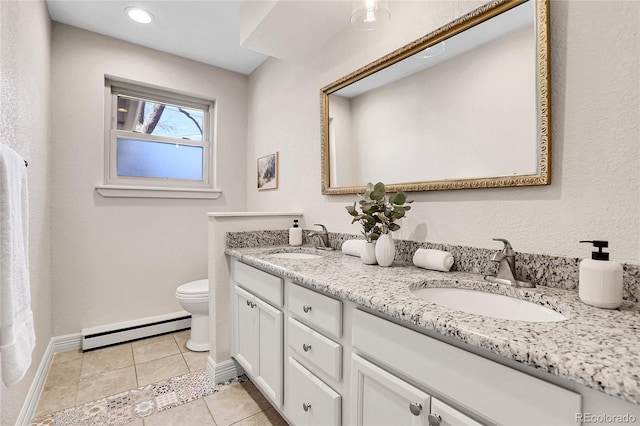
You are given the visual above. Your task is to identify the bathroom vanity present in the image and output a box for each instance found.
[227,246,640,425]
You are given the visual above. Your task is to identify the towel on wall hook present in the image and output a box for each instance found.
[0,144,35,385]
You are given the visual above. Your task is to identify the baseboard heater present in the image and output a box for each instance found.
[81,311,191,351]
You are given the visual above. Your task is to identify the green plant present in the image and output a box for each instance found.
[345,182,413,242]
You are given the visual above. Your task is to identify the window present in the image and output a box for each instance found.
[97,79,219,199]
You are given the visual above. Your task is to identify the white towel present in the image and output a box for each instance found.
[0,144,35,385]
[413,248,454,272]
[341,239,365,257]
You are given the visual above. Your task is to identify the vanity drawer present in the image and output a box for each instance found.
[288,317,342,382]
[286,357,341,426]
[288,283,342,338]
[352,309,581,425]
[232,260,283,308]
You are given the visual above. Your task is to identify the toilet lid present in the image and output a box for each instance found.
[176,279,208,296]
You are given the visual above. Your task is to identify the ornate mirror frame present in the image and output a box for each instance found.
[320,0,550,195]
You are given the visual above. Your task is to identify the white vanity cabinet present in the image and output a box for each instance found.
[286,283,344,424]
[352,309,581,425]
[231,261,284,407]
[229,258,639,426]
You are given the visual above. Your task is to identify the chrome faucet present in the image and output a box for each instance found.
[308,224,333,251]
[484,238,534,288]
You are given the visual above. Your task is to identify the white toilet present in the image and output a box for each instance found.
[175,279,209,351]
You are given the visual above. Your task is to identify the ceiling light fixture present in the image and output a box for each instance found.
[351,0,390,31]
[125,7,153,24]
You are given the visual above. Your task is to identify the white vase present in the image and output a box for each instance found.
[361,241,378,265]
[375,233,395,267]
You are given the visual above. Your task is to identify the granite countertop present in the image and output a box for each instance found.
[226,245,640,405]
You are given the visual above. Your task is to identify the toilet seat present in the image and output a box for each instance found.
[176,279,208,299]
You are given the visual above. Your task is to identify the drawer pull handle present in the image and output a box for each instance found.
[303,402,311,412]
[409,402,423,416]
[302,343,312,352]
[246,300,251,306]
[303,305,312,313]
[248,302,256,308]
[427,413,442,426]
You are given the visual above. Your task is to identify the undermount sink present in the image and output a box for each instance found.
[412,287,567,322]
[268,252,324,260]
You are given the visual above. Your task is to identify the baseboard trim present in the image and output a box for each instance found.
[53,333,83,353]
[82,311,191,351]
[16,333,81,425]
[206,356,244,384]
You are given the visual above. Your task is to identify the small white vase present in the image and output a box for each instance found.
[375,233,395,267]
[361,241,378,265]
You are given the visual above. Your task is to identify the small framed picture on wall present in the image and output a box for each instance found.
[257,152,279,190]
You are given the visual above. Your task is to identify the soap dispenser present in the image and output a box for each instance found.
[289,220,302,246]
[579,240,623,309]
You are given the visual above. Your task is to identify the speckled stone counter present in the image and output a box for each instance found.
[225,245,640,406]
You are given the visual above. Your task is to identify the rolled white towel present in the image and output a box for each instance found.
[342,239,365,257]
[413,248,454,272]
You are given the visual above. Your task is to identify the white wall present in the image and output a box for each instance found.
[247,0,640,263]
[0,1,52,423]
[50,24,249,335]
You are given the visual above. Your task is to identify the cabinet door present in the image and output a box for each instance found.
[431,399,481,426]
[351,354,431,426]
[233,286,259,376]
[255,296,283,407]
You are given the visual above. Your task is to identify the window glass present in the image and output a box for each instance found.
[116,138,204,180]
[104,79,215,194]
[117,96,204,141]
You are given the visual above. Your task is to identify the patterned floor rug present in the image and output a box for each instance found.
[31,371,246,426]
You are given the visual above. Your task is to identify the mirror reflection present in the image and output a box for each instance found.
[321,0,550,194]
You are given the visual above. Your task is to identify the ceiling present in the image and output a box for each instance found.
[45,0,353,75]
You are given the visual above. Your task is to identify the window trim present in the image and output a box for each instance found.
[99,78,220,199]
[95,184,221,199]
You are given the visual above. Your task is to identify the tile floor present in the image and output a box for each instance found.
[31,331,288,426]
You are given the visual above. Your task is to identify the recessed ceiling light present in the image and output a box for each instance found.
[126,7,153,24]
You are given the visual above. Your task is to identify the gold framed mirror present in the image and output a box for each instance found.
[321,0,550,195]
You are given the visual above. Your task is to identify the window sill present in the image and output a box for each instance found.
[95,185,222,199]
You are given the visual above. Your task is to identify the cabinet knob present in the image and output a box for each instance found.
[409,402,423,416]
[249,302,257,308]
[246,300,251,306]
[428,413,442,426]
[303,305,312,313]
[303,402,311,412]
[303,343,312,352]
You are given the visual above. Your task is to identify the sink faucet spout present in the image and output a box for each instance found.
[485,238,534,288]
[309,223,333,251]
